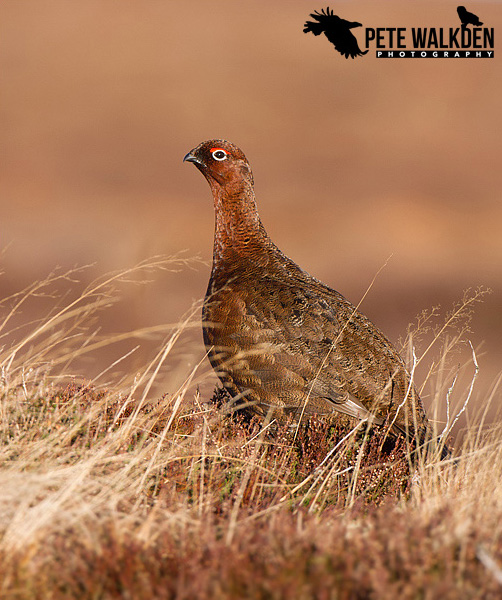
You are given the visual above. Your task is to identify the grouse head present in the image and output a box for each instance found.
[183,139,254,188]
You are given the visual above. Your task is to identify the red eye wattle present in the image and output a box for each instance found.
[211,148,228,161]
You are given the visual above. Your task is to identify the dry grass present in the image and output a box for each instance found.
[0,261,501,599]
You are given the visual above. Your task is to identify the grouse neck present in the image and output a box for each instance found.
[212,183,271,253]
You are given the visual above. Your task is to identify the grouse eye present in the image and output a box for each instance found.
[211,149,228,161]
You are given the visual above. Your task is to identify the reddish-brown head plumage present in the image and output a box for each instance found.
[185,140,264,261]
[183,139,253,189]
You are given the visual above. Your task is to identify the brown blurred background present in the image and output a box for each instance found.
[1,1,501,428]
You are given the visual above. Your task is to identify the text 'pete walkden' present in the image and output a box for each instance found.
[366,27,494,58]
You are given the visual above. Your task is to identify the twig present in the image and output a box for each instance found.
[477,545,502,586]
[441,341,479,441]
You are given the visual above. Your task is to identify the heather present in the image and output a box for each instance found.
[0,262,500,599]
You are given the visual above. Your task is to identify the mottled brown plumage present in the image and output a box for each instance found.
[184,139,434,449]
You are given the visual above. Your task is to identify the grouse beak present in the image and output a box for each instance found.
[183,151,205,168]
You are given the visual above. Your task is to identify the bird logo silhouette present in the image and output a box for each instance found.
[303,7,368,59]
[457,6,484,29]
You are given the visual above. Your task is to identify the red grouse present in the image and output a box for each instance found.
[184,140,442,454]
